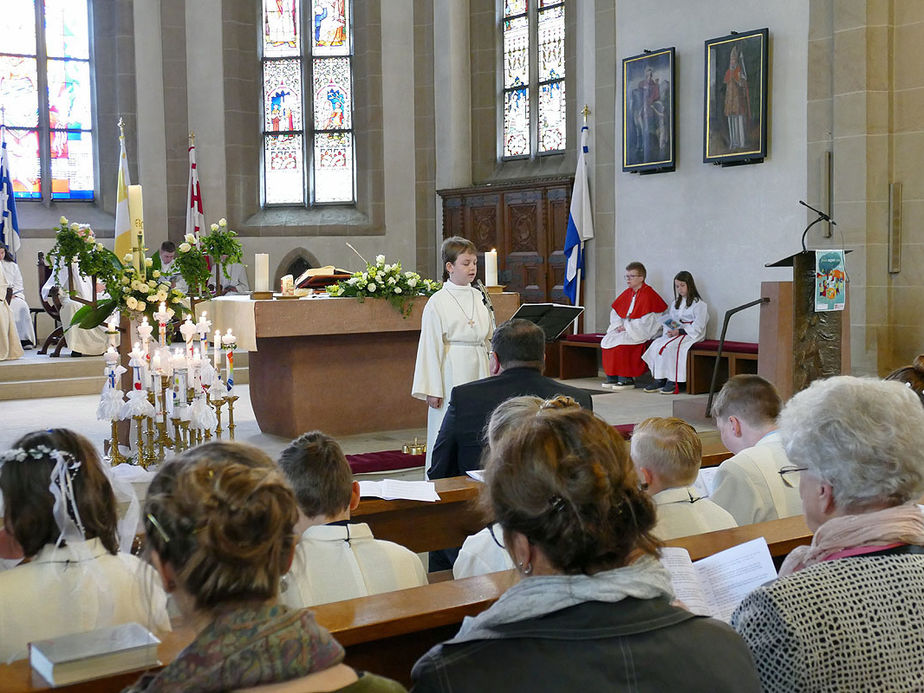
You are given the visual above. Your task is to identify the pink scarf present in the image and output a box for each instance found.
[780,504,924,576]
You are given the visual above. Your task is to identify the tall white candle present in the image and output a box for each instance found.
[128,184,145,278]
[485,249,498,286]
[214,330,221,369]
[255,253,270,292]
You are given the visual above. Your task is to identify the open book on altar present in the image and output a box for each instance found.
[295,266,353,289]
[659,537,777,623]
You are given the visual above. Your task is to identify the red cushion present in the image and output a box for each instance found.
[695,339,759,354]
[564,333,605,344]
[346,450,425,475]
[613,423,635,439]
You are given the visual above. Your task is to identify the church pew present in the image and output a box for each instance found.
[0,515,812,691]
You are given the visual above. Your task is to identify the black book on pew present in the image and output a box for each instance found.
[511,303,584,341]
[30,622,160,687]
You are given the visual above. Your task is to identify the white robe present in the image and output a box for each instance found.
[651,485,737,541]
[220,263,250,293]
[0,263,23,361]
[600,295,663,349]
[2,261,35,344]
[642,298,708,382]
[412,282,491,471]
[41,264,111,355]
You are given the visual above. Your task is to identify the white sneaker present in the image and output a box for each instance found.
[601,382,617,390]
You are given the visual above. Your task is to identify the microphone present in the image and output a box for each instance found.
[799,200,836,225]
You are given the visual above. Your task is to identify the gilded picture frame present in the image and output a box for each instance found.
[622,47,675,173]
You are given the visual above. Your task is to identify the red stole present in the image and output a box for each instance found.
[611,284,668,319]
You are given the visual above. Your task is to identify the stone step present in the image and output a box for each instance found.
[0,355,250,401]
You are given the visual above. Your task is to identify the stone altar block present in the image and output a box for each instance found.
[198,294,520,438]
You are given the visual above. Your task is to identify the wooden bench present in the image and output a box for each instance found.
[687,339,759,394]
[0,515,810,691]
[558,333,605,379]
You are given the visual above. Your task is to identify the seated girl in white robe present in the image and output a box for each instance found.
[41,263,110,356]
[0,243,34,346]
[0,258,23,361]
[642,271,708,394]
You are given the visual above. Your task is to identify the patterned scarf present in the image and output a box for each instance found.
[780,504,924,576]
[125,603,344,693]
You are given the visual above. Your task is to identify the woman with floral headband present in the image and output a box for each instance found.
[0,429,170,663]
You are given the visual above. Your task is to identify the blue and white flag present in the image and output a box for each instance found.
[563,125,594,305]
[0,127,21,254]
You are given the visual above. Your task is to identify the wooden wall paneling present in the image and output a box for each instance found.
[546,184,571,302]
[504,189,546,302]
[464,193,502,284]
[442,196,464,238]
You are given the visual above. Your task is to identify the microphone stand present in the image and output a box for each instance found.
[475,279,497,336]
[799,200,837,252]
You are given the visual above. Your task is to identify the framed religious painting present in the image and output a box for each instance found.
[622,47,675,173]
[703,28,769,165]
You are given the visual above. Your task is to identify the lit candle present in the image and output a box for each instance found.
[196,311,211,361]
[255,253,270,293]
[154,301,170,346]
[221,329,236,392]
[179,316,197,358]
[106,315,119,348]
[129,342,145,392]
[485,249,498,287]
[104,347,119,389]
[128,184,145,279]
[214,330,221,370]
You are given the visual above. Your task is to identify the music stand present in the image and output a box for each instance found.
[511,303,584,342]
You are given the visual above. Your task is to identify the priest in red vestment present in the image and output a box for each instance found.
[600,262,667,390]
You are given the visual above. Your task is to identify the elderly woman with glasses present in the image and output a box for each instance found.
[732,376,924,692]
[413,405,760,691]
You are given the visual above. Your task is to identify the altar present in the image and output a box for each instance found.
[197,293,520,438]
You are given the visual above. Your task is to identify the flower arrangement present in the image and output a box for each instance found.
[48,217,189,329]
[200,218,243,284]
[326,254,441,317]
[173,233,211,297]
[47,217,121,289]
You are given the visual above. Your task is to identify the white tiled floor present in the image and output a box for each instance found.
[0,374,715,456]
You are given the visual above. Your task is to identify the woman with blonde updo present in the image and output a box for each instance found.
[413,407,760,691]
[125,442,405,693]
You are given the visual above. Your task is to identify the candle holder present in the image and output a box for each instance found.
[179,420,191,450]
[133,416,148,468]
[109,420,127,466]
[224,394,239,440]
[212,395,226,439]
[251,290,273,301]
[171,417,183,452]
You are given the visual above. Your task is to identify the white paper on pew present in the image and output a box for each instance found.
[358,479,440,502]
[692,467,719,498]
[660,537,777,624]
[467,470,485,482]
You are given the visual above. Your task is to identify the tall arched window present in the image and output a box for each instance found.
[501,0,565,159]
[0,0,95,201]
[261,0,355,206]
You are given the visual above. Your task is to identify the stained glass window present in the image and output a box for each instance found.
[500,0,566,158]
[261,0,355,206]
[1,0,95,200]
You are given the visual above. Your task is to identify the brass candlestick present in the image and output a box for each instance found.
[171,417,183,452]
[180,420,191,450]
[109,420,127,465]
[133,416,148,468]
[224,395,239,440]
[145,414,157,466]
[212,395,226,438]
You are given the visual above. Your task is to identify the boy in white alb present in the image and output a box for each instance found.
[277,431,427,608]
[709,375,802,525]
[631,417,737,540]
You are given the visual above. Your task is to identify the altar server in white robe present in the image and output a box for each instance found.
[642,271,708,395]
[0,259,23,361]
[41,263,110,356]
[0,244,35,346]
[413,237,492,471]
[631,416,736,541]
[218,261,250,294]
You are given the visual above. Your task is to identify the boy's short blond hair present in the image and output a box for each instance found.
[630,417,702,486]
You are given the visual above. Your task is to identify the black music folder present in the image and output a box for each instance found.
[510,303,584,341]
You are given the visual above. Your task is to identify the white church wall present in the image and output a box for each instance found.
[612,0,809,342]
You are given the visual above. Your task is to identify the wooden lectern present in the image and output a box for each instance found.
[758,251,850,401]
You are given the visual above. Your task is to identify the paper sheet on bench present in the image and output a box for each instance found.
[467,470,485,482]
[358,479,440,502]
[660,537,777,623]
